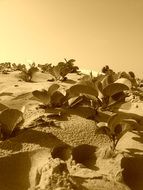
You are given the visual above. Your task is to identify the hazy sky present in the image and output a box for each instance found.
[0,0,143,76]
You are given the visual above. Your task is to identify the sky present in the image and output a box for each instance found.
[0,0,143,77]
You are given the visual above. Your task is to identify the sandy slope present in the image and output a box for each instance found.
[0,71,142,190]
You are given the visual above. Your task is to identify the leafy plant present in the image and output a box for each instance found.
[32,83,66,107]
[48,59,78,81]
[38,63,52,73]
[19,63,39,82]
[0,108,24,140]
[97,113,138,150]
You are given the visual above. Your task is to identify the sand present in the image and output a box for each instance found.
[0,71,142,190]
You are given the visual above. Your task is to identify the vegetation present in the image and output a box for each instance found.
[19,62,39,82]
[0,62,142,155]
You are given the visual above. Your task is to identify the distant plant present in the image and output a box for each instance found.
[13,63,26,71]
[47,59,79,81]
[19,63,39,82]
[117,71,138,88]
[38,63,53,73]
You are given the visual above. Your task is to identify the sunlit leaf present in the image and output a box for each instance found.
[115,78,132,89]
[102,82,129,97]
[68,84,98,98]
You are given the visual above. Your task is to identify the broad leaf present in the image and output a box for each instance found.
[47,83,60,95]
[0,103,8,112]
[67,84,98,98]
[102,82,129,97]
[68,96,84,108]
[50,91,65,107]
[32,90,50,105]
[32,84,60,106]
[0,108,24,137]
[107,113,135,135]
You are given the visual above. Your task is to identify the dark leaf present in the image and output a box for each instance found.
[0,109,24,137]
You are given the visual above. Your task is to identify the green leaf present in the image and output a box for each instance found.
[0,108,24,137]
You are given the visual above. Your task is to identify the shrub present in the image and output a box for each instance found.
[19,64,39,82]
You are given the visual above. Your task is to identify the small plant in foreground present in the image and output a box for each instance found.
[0,108,24,140]
[97,113,138,151]
[32,83,66,107]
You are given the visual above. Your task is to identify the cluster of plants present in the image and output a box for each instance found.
[0,59,79,82]
[38,59,79,81]
[19,62,39,82]
[0,64,142,155]
[30,65,142,151]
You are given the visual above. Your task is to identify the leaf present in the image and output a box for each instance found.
[102,82,129,97]
[96,122,110,135]
[32,84,60,106]
[0,103,8,112]
[12,92,32,100]
[107,113,135,136]
[32,90,50,105]
[101,75,115,92]
[0,108,24,137]
[50,66,61,80]
[68,96,84,108]
[47,83,60,95]
[115,78,132,89]
[68,84,98,98]
[50,91,65,107]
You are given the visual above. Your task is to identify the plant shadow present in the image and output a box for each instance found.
[0,130,66,152]
[132,131,143,144]
[121,153,143,190]
[0,151,31,190]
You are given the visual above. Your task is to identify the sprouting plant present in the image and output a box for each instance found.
[97,113,139,150]
[32,83,66,107]
[19,63,39,82]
